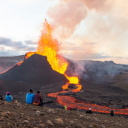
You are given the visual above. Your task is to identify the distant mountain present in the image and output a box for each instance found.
[75,60,128,82]
[0,55,24,74]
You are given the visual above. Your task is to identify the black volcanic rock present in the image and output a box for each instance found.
[0,54,68,85]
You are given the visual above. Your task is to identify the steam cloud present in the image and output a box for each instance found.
[48,0,111,38]
[48,0,87,38]
[66,59,128,83]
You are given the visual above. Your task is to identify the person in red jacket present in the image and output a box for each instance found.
[33,91,43,106]
[67,106,70,110]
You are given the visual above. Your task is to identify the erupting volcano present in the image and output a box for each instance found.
[36,19,81,88]
[0,19,128,116]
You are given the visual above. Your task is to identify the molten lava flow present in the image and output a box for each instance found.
[65,75,79,84]
[57,96,128,115]
[62,74,82,92]
[25,52,36,59]
[17,61,23,66]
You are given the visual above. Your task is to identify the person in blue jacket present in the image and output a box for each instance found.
[26,89,34,104]
[5,92,13,102]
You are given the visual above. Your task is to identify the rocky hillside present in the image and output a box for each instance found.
[0,101,127,128]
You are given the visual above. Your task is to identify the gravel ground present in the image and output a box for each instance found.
[0,101,128,128]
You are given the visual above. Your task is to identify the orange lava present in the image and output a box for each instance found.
[37,19,68,74]
[48,89,128,115]
[16,52,36,66]
[65,74,79,84]
[57,96,128,115]
[63,75,82,92]
[17,61,23,66]
[25,52,36,59]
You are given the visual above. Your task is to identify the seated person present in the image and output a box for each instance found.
[26,89,34,104]
[33,91,43,106]
[67,106,71,110]
[86,108,92,114]
[5,92,13,102]
[0,95,3,100]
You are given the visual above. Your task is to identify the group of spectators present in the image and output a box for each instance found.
[0,89,43,106]
[26,89,43,106]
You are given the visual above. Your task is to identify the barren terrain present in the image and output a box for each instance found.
[0,101,128,128]
[0,55,128,127]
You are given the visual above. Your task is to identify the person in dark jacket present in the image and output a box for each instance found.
[33,91,43,106]
[0,95,3,100]
[5,92,13,102]
[26,89,34,104]
[86,108,92,114]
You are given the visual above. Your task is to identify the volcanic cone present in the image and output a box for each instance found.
[0,54,68,85]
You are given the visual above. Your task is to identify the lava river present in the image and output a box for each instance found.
[47,86,128,115]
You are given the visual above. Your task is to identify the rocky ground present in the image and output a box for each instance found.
[0,101,128,128]
[0,56,128,127]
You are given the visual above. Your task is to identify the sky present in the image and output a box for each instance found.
[0,0,128,64]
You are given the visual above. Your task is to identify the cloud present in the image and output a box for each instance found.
[61,41,98,59]
[0,50,19,56]
[0,37,36,56]
[25,40,37,45]
[61,40,128,65]
[0,37,25,48]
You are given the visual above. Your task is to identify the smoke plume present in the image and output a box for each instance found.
[48,0,111,39]
[48,0,87,38]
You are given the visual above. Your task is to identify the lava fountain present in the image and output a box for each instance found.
[37,19,68,74]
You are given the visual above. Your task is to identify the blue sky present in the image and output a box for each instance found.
[0,0,128,64]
